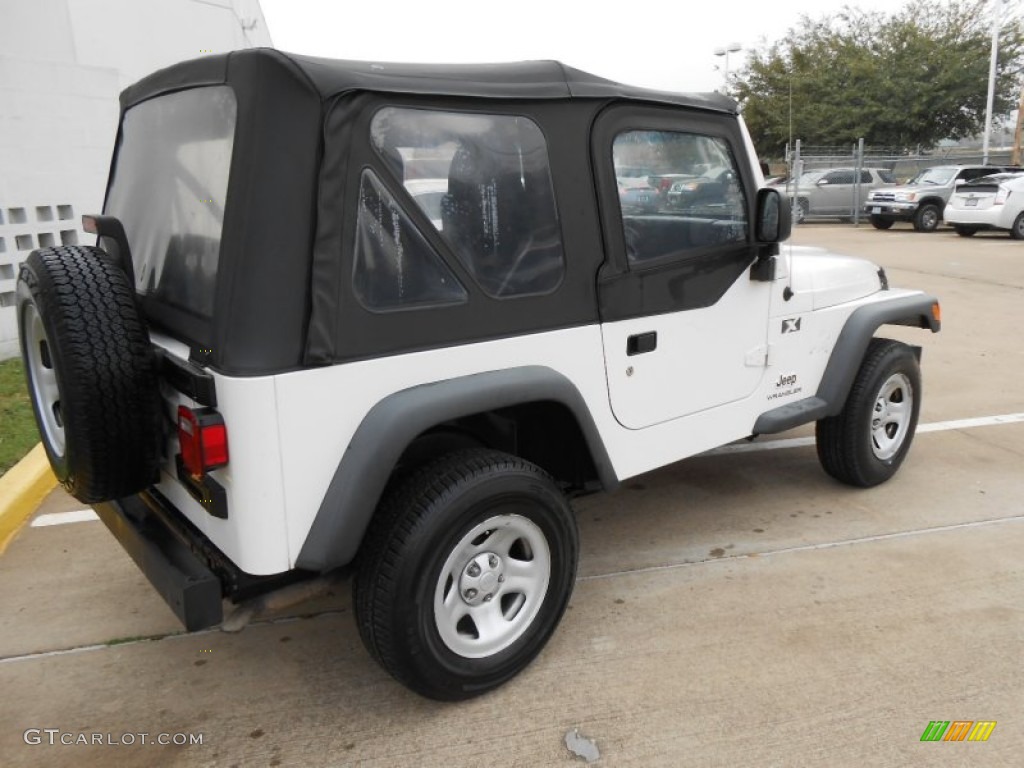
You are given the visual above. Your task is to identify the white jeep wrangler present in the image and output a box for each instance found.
[17,49,940,700]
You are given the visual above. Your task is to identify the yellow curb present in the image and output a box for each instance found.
[0,443,57,554]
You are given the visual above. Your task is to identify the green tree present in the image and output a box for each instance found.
[732,0,1024,154]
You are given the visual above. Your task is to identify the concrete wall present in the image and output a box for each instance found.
[0,0,272,358]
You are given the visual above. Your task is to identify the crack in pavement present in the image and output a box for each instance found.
[577,514,1024,582]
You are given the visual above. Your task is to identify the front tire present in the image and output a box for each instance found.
[354,449,578,700]
[869,215,894,230]
[912,203,940,232]
[815,339,921,488]
[793,198,809,223]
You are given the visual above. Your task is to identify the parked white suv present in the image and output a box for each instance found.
[17,49,941,701]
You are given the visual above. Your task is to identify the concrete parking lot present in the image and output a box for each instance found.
[1,223,1022,767]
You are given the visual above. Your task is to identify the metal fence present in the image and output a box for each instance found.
[772,139,1015,225]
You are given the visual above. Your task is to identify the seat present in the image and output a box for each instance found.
[441,137,562,297]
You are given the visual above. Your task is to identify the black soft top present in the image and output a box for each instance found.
[120,47,736,113]
[109,49,739,375]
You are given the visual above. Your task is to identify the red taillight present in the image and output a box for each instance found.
[177,405,228,477]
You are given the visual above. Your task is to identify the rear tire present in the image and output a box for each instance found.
[912,203,940,232]
[16,246,161,503]
[354,449,578,700]
[816,339,921,488]
[1010,212,1024,240]
[869,216,893,230]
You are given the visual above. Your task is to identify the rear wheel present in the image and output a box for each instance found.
[16,246,160,502]
[953,226,978,237]
[354,449,578,700]
[816,339,921,488]
[912,203,940,232]
[869,216,894,230]
[1010,212,1024,240]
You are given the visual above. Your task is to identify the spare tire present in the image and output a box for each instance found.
[17,245,161,503]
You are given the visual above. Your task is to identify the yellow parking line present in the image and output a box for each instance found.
[0,444,56,554]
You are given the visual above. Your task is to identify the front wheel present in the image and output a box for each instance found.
[793,198,809,223]
[354,449,578,700]
[912,203,940,232]
[869,215,894,230]
[816,339,921,487]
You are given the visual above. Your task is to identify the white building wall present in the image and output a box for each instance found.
[0,0,272,358]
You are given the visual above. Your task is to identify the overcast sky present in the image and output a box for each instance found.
[260,0,914,93]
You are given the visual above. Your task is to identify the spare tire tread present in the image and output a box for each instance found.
[18,245,161,502]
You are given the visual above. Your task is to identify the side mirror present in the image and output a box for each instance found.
[817,178,829,186]
[954,178,965,187]
[756,187,791,243]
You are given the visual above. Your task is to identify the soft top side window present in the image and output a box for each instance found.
[351,169,468,312]
[370,107,565,298]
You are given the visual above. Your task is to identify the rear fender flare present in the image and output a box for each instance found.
[295,366,616,572]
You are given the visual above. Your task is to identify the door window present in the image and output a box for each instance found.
[611,130,747,264]
[824,170,855,185]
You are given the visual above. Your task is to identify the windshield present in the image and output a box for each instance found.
[797,171,824,184]
[908,168,956,186]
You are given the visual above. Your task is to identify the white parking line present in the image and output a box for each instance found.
[30,509,99,527]
[25,412,1024,528]
[706,411,1024,456]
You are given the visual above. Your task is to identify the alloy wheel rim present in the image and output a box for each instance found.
[870,372,913,460]
[23,303,65,456]
[434,512,551,659]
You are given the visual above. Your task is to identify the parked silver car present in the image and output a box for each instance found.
[784,167,896,222]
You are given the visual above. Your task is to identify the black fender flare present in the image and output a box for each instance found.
[296,366,617,571]
[753,293,940,435]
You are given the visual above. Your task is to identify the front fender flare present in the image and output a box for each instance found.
[753,293,940,435]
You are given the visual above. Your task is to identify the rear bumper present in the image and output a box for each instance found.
[94,493,223,631]
[944,208,1011,228]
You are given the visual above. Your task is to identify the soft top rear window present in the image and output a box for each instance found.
[105,85,236,320]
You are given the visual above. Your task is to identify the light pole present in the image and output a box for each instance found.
[713,42,742,92]
[982,0,1013,164]
[983,0,1000,164]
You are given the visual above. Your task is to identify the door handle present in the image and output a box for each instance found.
[627,332,657,356]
